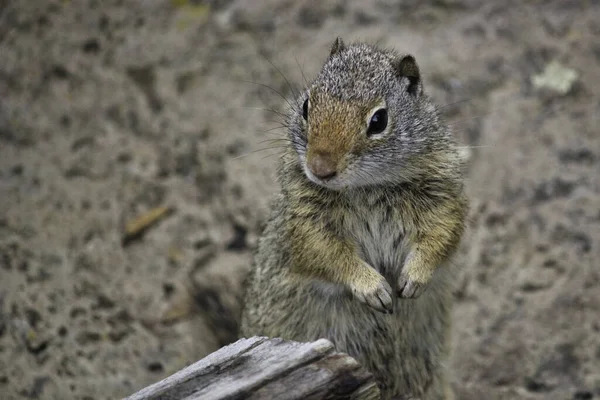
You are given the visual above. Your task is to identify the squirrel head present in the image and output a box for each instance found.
[289,38,452,190]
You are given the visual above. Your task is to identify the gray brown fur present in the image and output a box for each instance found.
[240,38,469,400]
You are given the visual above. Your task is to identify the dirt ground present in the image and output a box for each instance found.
[1,0,599,399]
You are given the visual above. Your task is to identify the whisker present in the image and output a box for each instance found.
[233,106,288,120]
[256,131,289,139]
[260,125,289,132]
[294,53,309,88]
[258,50,300,107]
[241,79,295,111]
[262,120,291,129]
[455,145,494,149]
[257,138,292,145]
[261,151,287,161]
[231,145,288,161]
[447,111,495,127]
[438,98,473,110]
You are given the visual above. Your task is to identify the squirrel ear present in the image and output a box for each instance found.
[329,37,346,57]
[393,55,422,96]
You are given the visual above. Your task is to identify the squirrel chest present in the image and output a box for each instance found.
[337,192,410,278]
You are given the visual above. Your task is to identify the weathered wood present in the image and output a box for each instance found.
[124,336,381,400]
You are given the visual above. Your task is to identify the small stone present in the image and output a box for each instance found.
[147,361,164,373]
[573,390,593,400]
[108,329,130,343]
[51,65,69,79]
[75,331,102,345]
[354,10,378,25]
[532,61,579,94]
[93,293,115,310]
[297,3,327,28]
[25,308,42,328]
[57,326,68,337]
[518,267,554,292]
[10,164,23,175]
[116,151,132,163]
[28,376,50,398]
[226,223,248,251]
[524,376,551,393]
[82,38,100,53]
[162,282,175,298]
[24,330,50,354]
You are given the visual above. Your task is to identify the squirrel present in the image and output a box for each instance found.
[240,38,469,400]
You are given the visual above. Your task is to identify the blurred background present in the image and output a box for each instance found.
[0,0,599,399]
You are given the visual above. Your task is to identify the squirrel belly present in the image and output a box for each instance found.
[240,38,468,400]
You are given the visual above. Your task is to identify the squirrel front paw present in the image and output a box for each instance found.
[349,265,393,313]
[397,271,428,298]
[397,253,433,299]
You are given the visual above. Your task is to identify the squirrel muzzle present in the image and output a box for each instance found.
[307,151,337,180]
[304,93,363,182]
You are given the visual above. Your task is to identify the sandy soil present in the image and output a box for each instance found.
[1,0,599,399]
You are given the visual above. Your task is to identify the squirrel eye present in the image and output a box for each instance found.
[302,99,308,121]
[367,108,388,136]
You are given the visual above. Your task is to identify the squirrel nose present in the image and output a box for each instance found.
[308,153,337,180]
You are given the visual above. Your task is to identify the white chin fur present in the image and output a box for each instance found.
[302,164,347,190]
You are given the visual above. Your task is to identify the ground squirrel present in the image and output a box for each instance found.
[240,38,469,400]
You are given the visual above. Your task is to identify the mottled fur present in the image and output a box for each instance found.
[240,39,468,400]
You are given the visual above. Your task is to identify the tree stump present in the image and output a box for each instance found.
[124,336,381,400]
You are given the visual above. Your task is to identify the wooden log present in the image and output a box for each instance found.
[124,336,381,400]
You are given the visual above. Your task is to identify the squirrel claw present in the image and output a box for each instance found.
[352,279,393,314]
[397,274,427,299]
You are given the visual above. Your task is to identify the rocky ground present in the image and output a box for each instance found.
[1,0,599,399]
